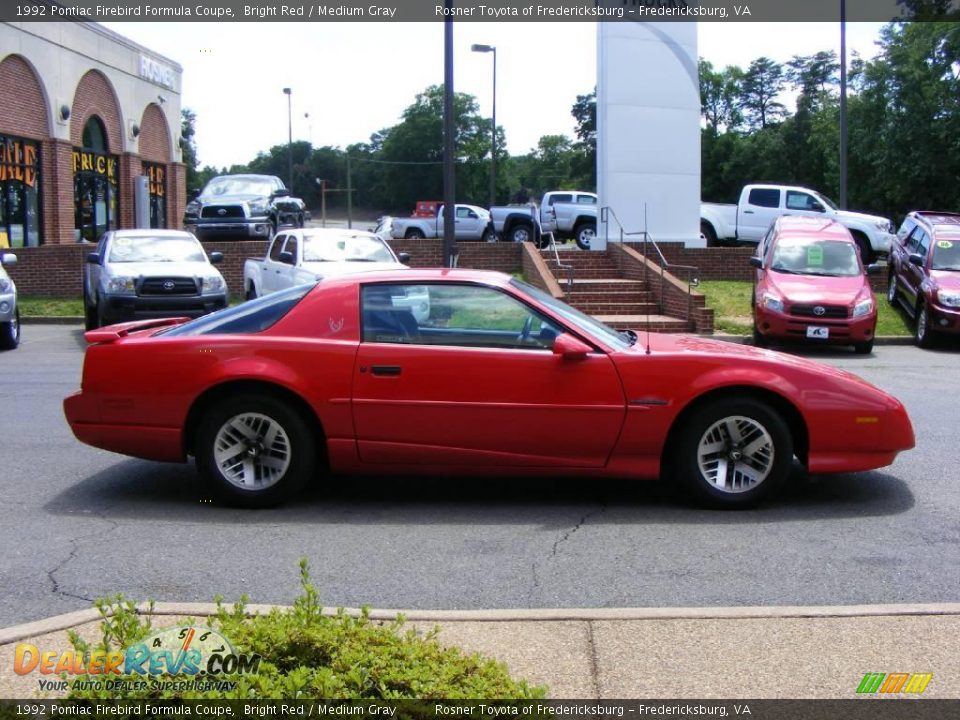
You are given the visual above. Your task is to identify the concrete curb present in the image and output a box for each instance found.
[4,602,960,647]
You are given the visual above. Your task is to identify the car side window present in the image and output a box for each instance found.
[549,194,573,205]
[361,283,562,351]
[576,195,597,205]
[747,188,780,208]
[915,229,930,257]
[785,191,819,211]
[897,218,915,243]
[282,235,298,264]
[269,235,287,261]
[759,227,775,261]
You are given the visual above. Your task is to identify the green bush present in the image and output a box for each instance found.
[66,560,545,700]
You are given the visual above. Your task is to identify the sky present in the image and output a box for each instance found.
[102,21,888,171]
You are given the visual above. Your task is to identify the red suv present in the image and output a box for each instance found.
[751,216,880,354]
[888,211,960,348]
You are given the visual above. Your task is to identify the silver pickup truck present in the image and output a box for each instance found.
[490,190,597,249]
[0,252,19,350]
[83,229,228,330]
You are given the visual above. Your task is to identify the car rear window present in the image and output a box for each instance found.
[748,188,780,208]
[159,284,312,336]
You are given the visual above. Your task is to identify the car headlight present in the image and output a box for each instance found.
[201,276,225,294]
[852,297,874,317]
[0,278,10,293]
[106,276,136,294]
[937,289,960,308]
[185,201,200,216]
[248,199,269,215]
[875,219,894,233]
[762,293,784,313]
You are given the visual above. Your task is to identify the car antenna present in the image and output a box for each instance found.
[644,202,651,355]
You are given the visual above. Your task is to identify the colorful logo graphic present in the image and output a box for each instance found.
[856,672,933,695]
[14,625,261,693]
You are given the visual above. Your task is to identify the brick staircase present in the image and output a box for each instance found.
[543,249,690,332]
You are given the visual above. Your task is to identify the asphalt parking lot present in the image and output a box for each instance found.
[1,325,958,628]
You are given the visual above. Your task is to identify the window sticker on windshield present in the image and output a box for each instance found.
[806,246,824,265]
[114,237,130,246]
[936,240,953,249]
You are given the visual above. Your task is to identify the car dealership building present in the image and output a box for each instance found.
[0,21,186,248]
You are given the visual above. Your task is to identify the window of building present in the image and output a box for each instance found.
[74,116,119,243]
[0,135,43,247]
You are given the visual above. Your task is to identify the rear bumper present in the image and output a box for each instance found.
[99,294,227,325]
[64,391,185,462]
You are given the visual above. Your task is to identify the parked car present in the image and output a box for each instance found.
[183,174,307,240]
[887,211,960,348]
[64,269,914,509]
[390,203,495,241]
[83,229,228,330]
[750,216,881,354]
[490,190,597,249]
[701,184,896,263]
[371,216,394,242]
[242,228,425,319]
[0,252,19,350]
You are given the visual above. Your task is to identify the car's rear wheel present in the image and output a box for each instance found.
[510,224,533,244]
[886,273,899,306]
[700,221,718,247]
[914,299,936,349]
[196,393,314,508]
[405,228,425,240]
[246,285,257,301]
[574,222,595,251]
[674,399,792,508]
[0,307,20,350]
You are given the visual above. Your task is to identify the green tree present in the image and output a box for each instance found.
[739,57,788,130]
[180,108,201,191]
[570,88,596,189]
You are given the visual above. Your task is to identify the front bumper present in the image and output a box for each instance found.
[874,232,896,254]
[755,305,877,345]
[99,293,227,325]
[185,217,272,238]
[0,291,15,322]
[928,300,960,334]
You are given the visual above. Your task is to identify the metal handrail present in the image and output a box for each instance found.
[600,205,700,323]
[533,208,574,298]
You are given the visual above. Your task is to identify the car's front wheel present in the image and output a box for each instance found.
[195,393,315,507]
[853,339,874,355]
[674,399,792,508]
[84,295,99,331]
[0,307,20,350]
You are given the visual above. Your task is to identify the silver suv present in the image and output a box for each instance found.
[0,252,19,350]
[83,229,228,330]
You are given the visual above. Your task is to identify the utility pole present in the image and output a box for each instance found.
[442,2,457,267]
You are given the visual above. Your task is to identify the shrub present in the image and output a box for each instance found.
[66,560,545,700]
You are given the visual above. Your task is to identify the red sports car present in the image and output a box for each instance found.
[63,270,914,509]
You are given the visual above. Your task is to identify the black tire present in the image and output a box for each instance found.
[914,299,936,349]
[886,272,899,306]
[853,339,874,355]
[245,285,258,301]
[405,228,425,240]
[96,303,110,329]
[673,398,793,509]
[574,222,595,251]
[751,325,768,347]
[853,233,875,265]
[482,226,498,243]
[269,218,278,239]
[296,213,305,228]
[195,393,315,508]
[84,296,99,331]
[509,224,533,244]
[700,221,718,247]
[0,307,20,350]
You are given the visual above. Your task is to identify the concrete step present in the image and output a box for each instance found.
[572,301,661,315]
[596,315,691,332]
[567,291,655,303]
[569,278,645,292]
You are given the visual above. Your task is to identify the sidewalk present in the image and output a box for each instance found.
[2,603,958,699]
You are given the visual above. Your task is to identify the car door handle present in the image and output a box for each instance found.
[370,365,402,377]
[743,210,755,214]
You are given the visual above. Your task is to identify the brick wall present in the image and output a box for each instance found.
[0,55,48,139]
[388,239,523,272]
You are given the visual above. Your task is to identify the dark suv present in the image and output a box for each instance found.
[184,174,306,240]
[887,211,960,347]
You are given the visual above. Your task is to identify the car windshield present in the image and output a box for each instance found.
[302,233,396,263]
[203,176,276,197]
[107,236,207,263]
[770,239,861,277]
[931,236,960,270]
[510,278,631,349]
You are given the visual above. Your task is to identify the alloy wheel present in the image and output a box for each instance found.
[696,415,775,494]
[213,412,291,490]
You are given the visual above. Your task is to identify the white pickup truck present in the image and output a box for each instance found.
[700,184,896,262]
[490,191,597,249]
[390,204,496,242]
[243,227,411,298]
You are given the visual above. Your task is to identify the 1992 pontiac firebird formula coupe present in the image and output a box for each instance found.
[63,270,915,509]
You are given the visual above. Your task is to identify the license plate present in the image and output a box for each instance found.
[807,326,830,339]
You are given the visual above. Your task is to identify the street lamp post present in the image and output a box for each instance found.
[282,87,293,189]
[471,43,497,209]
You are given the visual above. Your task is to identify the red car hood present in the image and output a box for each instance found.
[930,269,960,290]
[765,272,867,304]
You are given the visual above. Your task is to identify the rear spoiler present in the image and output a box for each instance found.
[84,317,191,344]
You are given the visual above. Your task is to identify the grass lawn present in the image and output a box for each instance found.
[697,280,912,336]
[19,295,246,317]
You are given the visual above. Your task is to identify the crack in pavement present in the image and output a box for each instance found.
[47,512,121,605]
[551,505,607,558]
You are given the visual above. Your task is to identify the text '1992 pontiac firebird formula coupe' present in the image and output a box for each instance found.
[63,270,915,509]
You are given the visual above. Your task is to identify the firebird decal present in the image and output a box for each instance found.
[328,317,344,333]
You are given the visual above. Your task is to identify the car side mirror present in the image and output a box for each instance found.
[86,252,101,265]
[866,262,883,276]
[811,201,825,212]
[552,333,592,360]
[273,189,291,198]
[908,253,925,267]
[397,252,411,264]
[208,251,224,265]
[188,189,200,200]
[749,256,763,269]
[278,250,295,265]
[1,252,16,266]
